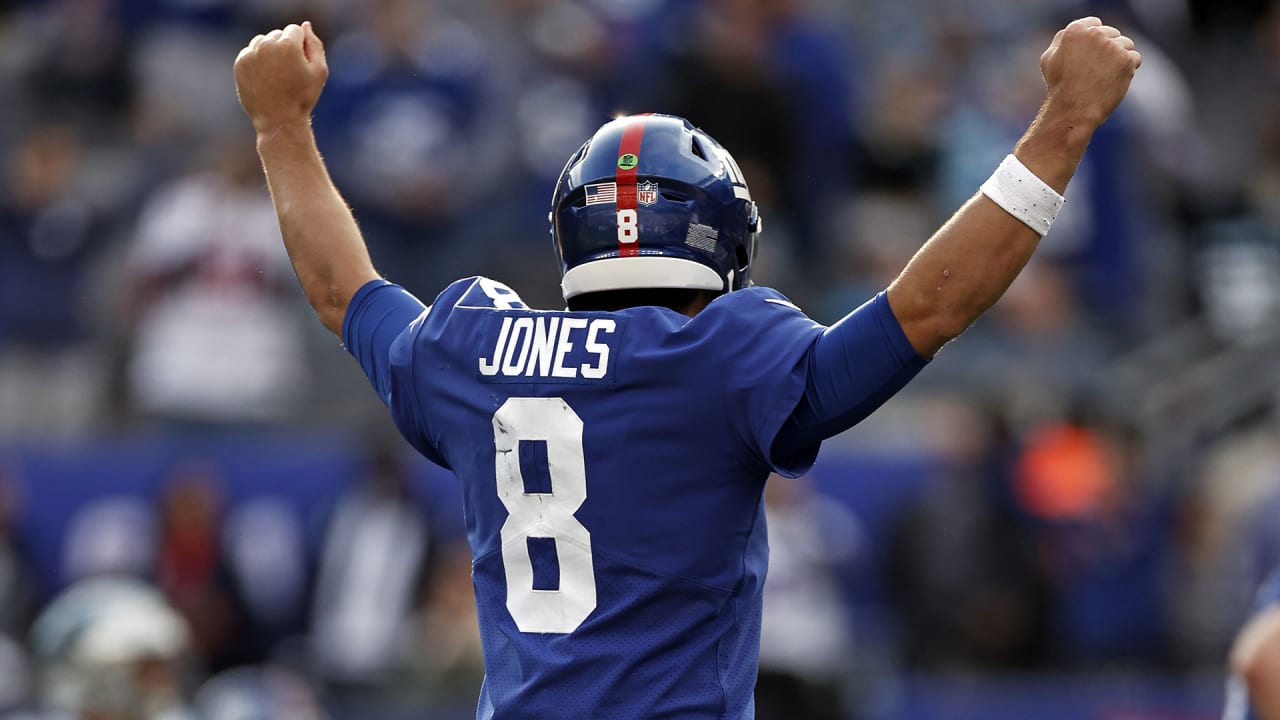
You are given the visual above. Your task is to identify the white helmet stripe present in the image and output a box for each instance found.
[561,257,724,300]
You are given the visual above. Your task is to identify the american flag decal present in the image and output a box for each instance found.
[585,183,617,206]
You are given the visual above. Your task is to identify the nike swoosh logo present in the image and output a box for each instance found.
[764,298,802,311]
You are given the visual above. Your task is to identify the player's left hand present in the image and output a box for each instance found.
[234,21,328,135]
[1039,17,1142,131]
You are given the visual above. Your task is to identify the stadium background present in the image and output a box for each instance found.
[0,0,1277,717]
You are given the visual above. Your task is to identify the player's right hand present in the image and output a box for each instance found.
[234,21,329,135]
[1039,17,1142,130]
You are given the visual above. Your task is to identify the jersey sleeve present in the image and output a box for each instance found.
[709,289,826,478]
[771,292,928,465]
[341,279,445,465]
[342,280,427,402]
[343,277,504,468]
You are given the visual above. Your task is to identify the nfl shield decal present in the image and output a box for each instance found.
[636,180,658,207]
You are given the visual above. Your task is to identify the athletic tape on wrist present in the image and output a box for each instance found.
[979,154,1065,237]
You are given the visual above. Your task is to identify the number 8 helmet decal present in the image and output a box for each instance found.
[551,114,762,301]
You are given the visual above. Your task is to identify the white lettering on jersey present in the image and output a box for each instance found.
[479,316,617,379]
[526,316,560,377]
[553,318,588,379]
[479,317,513,376]
[580,319,615,379]
[501,317,535,375]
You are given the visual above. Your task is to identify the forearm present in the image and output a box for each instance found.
[885,104,1092,358]
[257,122,378,335]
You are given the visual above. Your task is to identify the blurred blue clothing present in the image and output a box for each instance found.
[769,15,859,244]
[1046,484,1174,665]
[343,277,923,719]
[0,201,93,346]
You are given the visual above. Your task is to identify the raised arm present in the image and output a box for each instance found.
[771,19,1141,459]
[886,17,1142,358]
[234,22,379,336]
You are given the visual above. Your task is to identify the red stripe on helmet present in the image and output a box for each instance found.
[615,117,647,258]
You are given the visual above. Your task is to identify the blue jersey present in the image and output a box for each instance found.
[1226,568,1280,720]
[343,276,924,719]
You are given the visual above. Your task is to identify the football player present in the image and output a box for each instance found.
[234,18,1140,719]
[1226,568,1280,720]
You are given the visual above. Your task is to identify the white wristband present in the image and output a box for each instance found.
[979,154,1065,237]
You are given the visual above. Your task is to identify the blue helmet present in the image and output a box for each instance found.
[550,114,761,301]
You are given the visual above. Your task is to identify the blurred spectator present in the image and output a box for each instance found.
[29,577,194,720]
[61,495,157,584]
[10,0,133,135]
[0,635,31,714]
[0,465,34,640]
[221,497,308,656]
[1171,419,1280,666]
[887,397,1052,670]
[410,540,484,715]
[310,443,429,687]
[757,475,860,720]
[193,664,328,720]
[126,1,246,153]
[1197,221,1280,349]
[155,462,254,672]
[0,123,104,440]
[654,0,857,288]
[122,136,307,427]
[1016,415,1174,666]
[852,56,946,193]
[311,0,494,296]
[1187,0,1273,37]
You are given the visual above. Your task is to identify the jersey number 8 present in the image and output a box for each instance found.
[617,208,638,244]
[493,397,596,633]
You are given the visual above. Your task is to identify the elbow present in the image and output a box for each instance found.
[896,300,979,357]
[303,280,349,336]
[315,304,348,337]
[887,283,986,356]
[299,262,381,337]
[925,305,979,345]
[1235,646,1280,695]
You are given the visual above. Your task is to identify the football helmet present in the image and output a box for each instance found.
[551,114,761,301]
[30,577,190,718]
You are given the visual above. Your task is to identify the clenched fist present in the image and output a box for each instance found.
[1040,17,1142,130]
[234,21,329,135]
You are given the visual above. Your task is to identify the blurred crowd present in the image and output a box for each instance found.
[2,0,1280,716]
[0,437,485,720]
